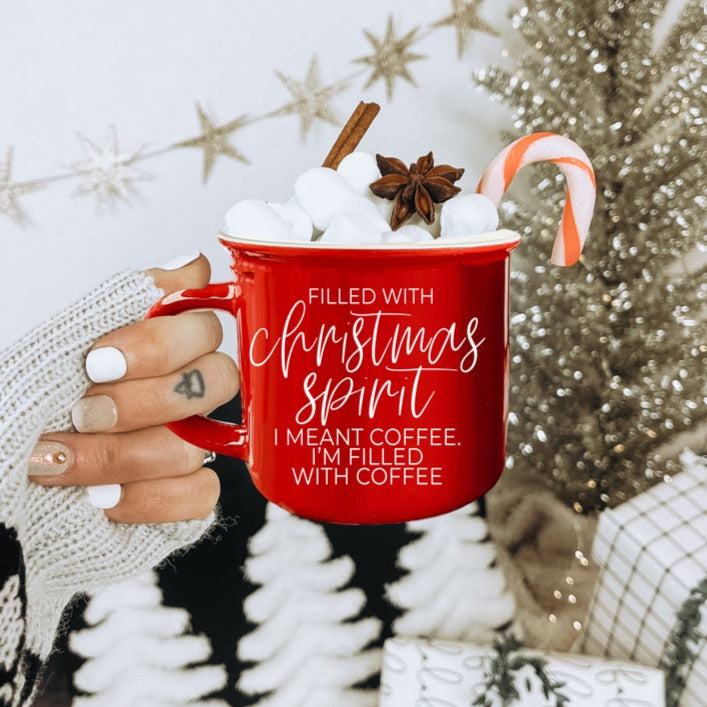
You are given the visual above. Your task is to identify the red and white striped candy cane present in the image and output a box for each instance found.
[477,132,596,266]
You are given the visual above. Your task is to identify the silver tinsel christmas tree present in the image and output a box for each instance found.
[476,0,706,511]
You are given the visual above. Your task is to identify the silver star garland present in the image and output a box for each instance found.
[354,15,426,100]
[71,127,148,208]
[176,104,249,183]
[0,147,42,224]
[0,10,483,220]
[275,56,347,139]
[434,0,498,58]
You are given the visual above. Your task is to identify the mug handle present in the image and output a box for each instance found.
[144,282,249,459]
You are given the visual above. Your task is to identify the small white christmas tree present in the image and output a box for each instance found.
[236,503,382,707]
[386,502,515,642]
[70,570,227,707]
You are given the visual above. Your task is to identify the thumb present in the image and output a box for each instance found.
[145,251,211,294]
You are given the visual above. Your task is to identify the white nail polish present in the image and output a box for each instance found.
[86,347,127,383]
[87,484,122,509]
[157,251,201,271]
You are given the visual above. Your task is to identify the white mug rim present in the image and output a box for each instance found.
[218,228,521,251]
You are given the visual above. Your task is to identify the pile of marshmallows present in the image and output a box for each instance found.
[224,152,500,245]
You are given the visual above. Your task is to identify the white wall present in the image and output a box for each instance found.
[0,0,514,346]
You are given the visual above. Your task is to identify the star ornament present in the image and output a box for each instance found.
[434,0,498,58]
[355,15,426,100]
[176,104,249,183]
[0,147,42,224]
[71,127,147,208]
[275,56,347,139]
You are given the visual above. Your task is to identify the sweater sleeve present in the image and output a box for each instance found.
[0,270,216,707]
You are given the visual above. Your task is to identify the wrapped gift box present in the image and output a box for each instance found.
[379,635,665,706]
[581,450,706,707]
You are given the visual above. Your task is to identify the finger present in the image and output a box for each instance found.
[146,252,211,294]
[85,312,223,383]
[104,467,220,523]
[71,352,239,433]
[28,427,208,486]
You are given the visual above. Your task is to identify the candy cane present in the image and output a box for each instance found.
[477,132,596,266]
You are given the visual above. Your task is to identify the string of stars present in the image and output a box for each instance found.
[0,1,499,222]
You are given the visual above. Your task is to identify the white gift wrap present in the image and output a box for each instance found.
[379,636,665,706]
[582,451,707,707]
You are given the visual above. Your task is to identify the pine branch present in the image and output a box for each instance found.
[655,0,706,73]
[661,577,707,707]
[472,633,569,707]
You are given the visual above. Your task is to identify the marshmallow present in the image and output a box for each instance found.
[268,201,313,242]
[372,195,394,224]
[440,194,500,239]
[337,151,381,195]
[319,212,384,245]
[294,168,358,230]
[225,200,291,241]
[349,196,391,232]
[286,194,303,209]
[382,224,435,243]
[408,213,441,238]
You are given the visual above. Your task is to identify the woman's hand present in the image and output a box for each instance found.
[28,253,236,524]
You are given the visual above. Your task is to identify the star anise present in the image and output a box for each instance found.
[369,152,464,230]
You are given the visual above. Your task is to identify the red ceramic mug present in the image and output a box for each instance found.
[145,230,521,524]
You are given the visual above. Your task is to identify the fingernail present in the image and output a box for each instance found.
[28,441,74,476]
[71,395,118,433]
[157,251,201,271]
[86,347,127,383]
[87,484,122,509]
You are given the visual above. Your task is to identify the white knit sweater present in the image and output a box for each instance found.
[0,271,216,707]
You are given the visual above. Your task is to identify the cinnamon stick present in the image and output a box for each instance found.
[322,101,380,169]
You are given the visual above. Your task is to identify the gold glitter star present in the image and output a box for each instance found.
[71,127,148,208]
[434,0,498,58]
[176,104,249,183]
[0,147,42,224]
[275,56,347,139]
[354,15,426,100]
